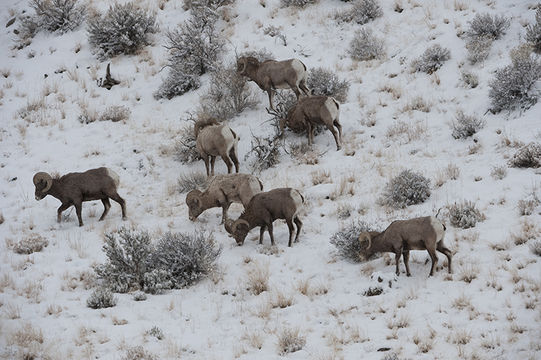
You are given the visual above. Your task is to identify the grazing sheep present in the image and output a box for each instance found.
[33,167,127,227]
[224,188,304,247]
[237,56,311,110]
[278,95,342,150]
[195,119,240,177]
[186,173,263,224]
[358,216,452,276]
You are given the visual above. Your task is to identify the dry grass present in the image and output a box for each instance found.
[277,327,306,355]
[311,170,331,185]
[270,289,294,308]
[385,120,427,143]
[329,176,356,200]
[4,302,21,319]
[510,219,539,245]
[402,96,431,113]
[458,264,480,283]
[241,329,264,350]
[246,261,269,295]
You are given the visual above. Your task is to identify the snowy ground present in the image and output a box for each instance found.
[0,0,540,359]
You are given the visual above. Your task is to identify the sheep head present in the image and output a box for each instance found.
[33,172,52,200]
[224,219,250,245]
[236,56,259,76]
[185,190,203,221]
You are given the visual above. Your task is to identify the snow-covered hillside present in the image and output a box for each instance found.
[1,0,540,359]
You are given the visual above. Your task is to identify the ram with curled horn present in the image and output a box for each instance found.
[33,167,127,227]
[236,56,311,111]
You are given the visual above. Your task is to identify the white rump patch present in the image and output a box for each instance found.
[291,59,307,86]
[430,216,445,242]
[290,189,304,215]
[106,168,120,187]
[324,98,339,121]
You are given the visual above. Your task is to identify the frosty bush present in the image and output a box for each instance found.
[99,106,131,122]
[280,0,316,7]
[508,142,541,168]
[348,28,385,61]
[30,0,85,33]
[94,227,153,293]
[336,0,383,25]
[86,287,117,309]
[379,170,431,209]
[447,201,485,229]
[412,44,451,74]
[149,231,221,289]
[460,70,479,88]
[239,49,275,62]
[143,269,172,295]
[277,328,306,355]
[173,124,200,164]
[466,13,510,41]
[451,111,485,139]
[12,234,48,254]
[307,67,350,103]
[488,50,541,113]
[466,36,492,64]
[155,6,224,99]
[183,0,233,9]
[198,64,259,120]
[245,133,283,173]
[146,326,164,340]
[87,3,157,60]
[15,16,40,48]
[526,8,541,53]
[132,291,147,301]
[121,346,157,360]
[530,239,541,256]
[177,171,207,193]
[330,220,375,262]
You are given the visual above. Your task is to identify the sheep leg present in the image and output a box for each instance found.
[57,203,71,223]
[403,250,411,277]
[286,218,295,247]
[394,251,402,276]
[210,156,216,176]
[259,226,266,244]
[221,202,231,225]
[267,89,275,111]
[299,79,311,96]
[293,216,302,243]
[306,122,313,145]
[334,120,343,148]
[203,155,211,177]
[427,246,438,277]
[267,222,275,246]
[327,123,341,151]
[437,242,453,274]
[99,198,111,221]
[221,154,233,174]
[110,193,127,220]
[229,147,239,173]
[74,202,84,227]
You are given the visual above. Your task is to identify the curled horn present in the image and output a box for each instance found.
[33,172,53,193]
[224,219,234,234]
[358,232,371,250]
[238,57,247,74]
[232,219,249,234]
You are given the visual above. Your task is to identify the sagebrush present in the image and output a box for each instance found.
[412,44,450,74]
[336,0,383,25]
[307,67,350,103]
[87,3,157,60]
[466,13,509,41]
[330,220,375,262]
[451,111,485,139]
[87,287,117,309]
[526,7,541,53]
[508,142,541,168]
[173,123,200,164]
[12,234,48,254]
[177,171,207,193]
[379,170,431,209]
[280,0,316,7]
[447,201,485,229]
[31,0,85,33]
[348,28,385,61]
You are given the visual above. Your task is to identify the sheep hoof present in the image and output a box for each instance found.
[122,216,127,221]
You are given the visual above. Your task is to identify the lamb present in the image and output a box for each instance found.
[224,188,304,247]
[357,216,452,277]
[278,95,342,150]
[195,119,240,177]
[33,167,127,227]
[237,56,311,110]
[186,173,263,224]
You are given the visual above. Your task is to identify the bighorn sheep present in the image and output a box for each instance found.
[33,167,127,227]
[237,56,311,110]
[186,173,263,224]
[224,188,304,247]
[277,95,342,150]
[195,119,240,177]
[358,216,452,277]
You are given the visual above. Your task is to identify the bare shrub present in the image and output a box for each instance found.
[466,36,492,64]
[412,44,451,74]
[7,323,45,358]
[330,220,375,262]
[466,13,510,41]
[508,142,541,168]
[15,16,40,48]
[307,67,350,103]
[510,218,539,245]
[99,106,131,122]
[133,291,147,301]
[490,165,507,180]
[451,111,485,139]
[177,171,207,193]
[155,6,224,99]
[12,233,48,254]
[198,63,259,120]
[488,49,541,113]
[379,170,431,209]
[173,123,200,164]
[86,287,117,309]
[461,70,479,88]
[87,3,157,60]
[183,0,233,9]
[336,0,383,25]
[530,239,541,256]
[280,0,316,8]
[385,119,426,143]
[277,328,306,355]
[247,261,269,295]
[245,132,283,173]
[447,201,485,229]
[526,7,541,53]
[121,346,157,360]
[349,27,385,61]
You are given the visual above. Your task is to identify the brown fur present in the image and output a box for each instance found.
[195,123,239,177]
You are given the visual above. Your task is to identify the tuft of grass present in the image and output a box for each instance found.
[277,327,306,355]
[247,261,269,295]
